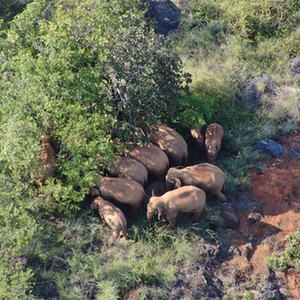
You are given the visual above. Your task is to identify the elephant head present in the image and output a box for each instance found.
[165,167,183,190]
[147,198,164,222]
[205,123,224,162]
[206,142,220,162]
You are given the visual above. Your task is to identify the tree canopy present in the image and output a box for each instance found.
[0,0,188,213]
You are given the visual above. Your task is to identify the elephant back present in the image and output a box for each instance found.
[114,157,148,187]
[95,177,145,208]
[127,145,169,180]
[166,163,226,192]
[150,125,188,166]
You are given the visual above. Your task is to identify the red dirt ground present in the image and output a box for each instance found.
[224,131,300,299]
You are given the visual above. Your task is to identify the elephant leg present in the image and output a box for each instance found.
[113,230,119,239]
[213,189,227,202]
[166,213,177,228]
[130,204,140,218]
[191,212,202,223]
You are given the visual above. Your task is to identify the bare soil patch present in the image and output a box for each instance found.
[223,131,300,298]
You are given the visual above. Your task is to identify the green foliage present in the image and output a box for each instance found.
[174,0,300,193]
[177,0,300,41]
[0,0,33,21]
[0,0,187,214]
[25,212,204,299]
[242,291,255,300]
[0,174,38,299]
[267,232,300,271]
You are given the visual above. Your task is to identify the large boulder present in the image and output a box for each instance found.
[289,58,300,74]
[243,74,277,107]
[290,148,300,158]
[145,0,180,35]
[254,139,287,158]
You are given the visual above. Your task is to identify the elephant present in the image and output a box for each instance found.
[93,177,145,214]
[189,125,204,150]
[144,179,166,202]
[147,185,206,227]
[36,135,56,183]
[149,125,188,166]
[91,196,127,240]
[165,163,227,202]
[127,144,169,180]
[205,123,224,162]
[112,156,148,187]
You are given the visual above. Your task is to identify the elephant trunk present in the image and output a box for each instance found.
[147,211,154,222]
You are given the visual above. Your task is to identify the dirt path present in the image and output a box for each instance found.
[223,132,300,299]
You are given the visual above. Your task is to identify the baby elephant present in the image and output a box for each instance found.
[91,197,127,240]
[205,123,224,162]
[147,186,206,228]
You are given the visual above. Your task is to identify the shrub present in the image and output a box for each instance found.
[267,232,300,271]
[0,0,188,215]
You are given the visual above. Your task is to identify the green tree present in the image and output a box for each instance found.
[0,0,187,212]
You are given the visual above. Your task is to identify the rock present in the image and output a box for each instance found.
[254,139,287,158]
[289,148,300,158]
[261,289,284,300]
[260,267,276,282]
[145,0,180,35]
[227,245,242,257]
[243,74,277,107]
[222,203,240,230]
[289,58,300,74]
[242,242,253,260]
[248,234,258,245]
[247,212,263,226]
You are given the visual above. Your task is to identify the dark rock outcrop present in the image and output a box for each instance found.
[145,0,180,35]
[289,58,300,74]
[289,148,300,158]
[254,139,287,158]
[243,74,277,107]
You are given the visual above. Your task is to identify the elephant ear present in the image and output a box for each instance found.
[175,178,182,189]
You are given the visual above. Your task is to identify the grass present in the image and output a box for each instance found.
[27,207,221,299]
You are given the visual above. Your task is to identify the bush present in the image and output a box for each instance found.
[267,232,300,271]
[0,0,188,215]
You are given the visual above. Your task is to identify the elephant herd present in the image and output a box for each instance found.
[90,124,225,240]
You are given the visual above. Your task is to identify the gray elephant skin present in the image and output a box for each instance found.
[94,177,145,214]
[113,156,148,187]
[91,196,127,239]
[147,185,206,227]
[205,123,224,163]
[127,144,169,180]
[165,163,227,202]
[150,125,188,166]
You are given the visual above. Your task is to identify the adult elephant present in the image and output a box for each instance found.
[112,156,148,187]
[149,125,188,167]
[127,144,169,180]
[93,177,145,214]
[165,163,227,202]
[205,123,224,163]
